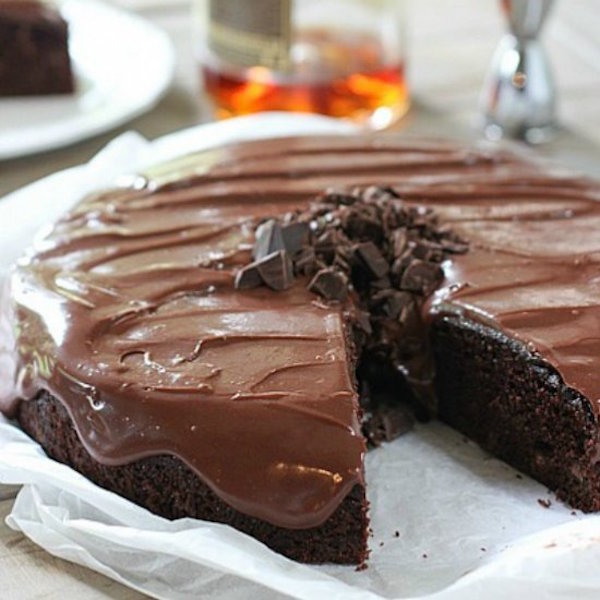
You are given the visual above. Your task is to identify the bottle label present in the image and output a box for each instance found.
[208,0,291,71]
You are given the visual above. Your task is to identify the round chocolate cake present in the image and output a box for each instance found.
[1,135,599,564]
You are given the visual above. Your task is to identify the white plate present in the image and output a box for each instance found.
[0,0,175,161]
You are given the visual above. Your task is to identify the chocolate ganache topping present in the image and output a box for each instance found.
[1,135,600,529]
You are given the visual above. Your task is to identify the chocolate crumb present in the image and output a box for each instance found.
[394,531,400,538]
[480,547,486,552]
[379,541,384,547]
[422,553,428,559]
[515,473,523,479]
[538,498,552,508]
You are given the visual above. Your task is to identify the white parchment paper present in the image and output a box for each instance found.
[1,114,600,600]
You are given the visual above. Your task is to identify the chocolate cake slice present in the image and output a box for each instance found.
[0,0,74,96]
[1,135,600,564]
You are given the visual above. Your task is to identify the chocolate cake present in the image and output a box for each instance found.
[1,135,599,565]
[0,0,74,96]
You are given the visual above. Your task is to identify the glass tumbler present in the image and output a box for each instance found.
[194,0,409,129]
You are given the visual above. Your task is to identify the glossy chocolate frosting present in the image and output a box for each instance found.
[1,135,599,529]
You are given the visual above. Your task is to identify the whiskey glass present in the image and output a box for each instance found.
[194,0,409,129]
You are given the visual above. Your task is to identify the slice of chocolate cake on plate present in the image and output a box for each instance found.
[0,0,74,96]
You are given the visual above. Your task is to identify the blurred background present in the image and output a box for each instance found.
[1,0,599,193]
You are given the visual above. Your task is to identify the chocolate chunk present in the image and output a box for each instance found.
[363,404,414,446]
[358,378,372,409]
[293,247,317,276]
[361,185,398,205]
[308,268,348,301]
[354,310,373,335]
[355,242,389,279]
[309,216,328,236]
[440,239,469,254]
[390,257,405,279]
[234,264,262,290]
[381,291,413,321]
[370,288,395,305]
[391,229,408,258]
[370,276,392,292]
[341,207,383,242]
[256,250,294,291]
[314,229,338,264]
[400,260,443,295]
[253,219,284,260]
[280,222,309,255]
[381,202,405,233]
[333,252,352,274]
[322,187,359,206]
[413,241,445,263]
[334,242,353,263]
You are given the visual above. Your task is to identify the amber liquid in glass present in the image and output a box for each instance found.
[202,29,409,128]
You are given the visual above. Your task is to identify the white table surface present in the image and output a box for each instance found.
[0,1,599,598]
